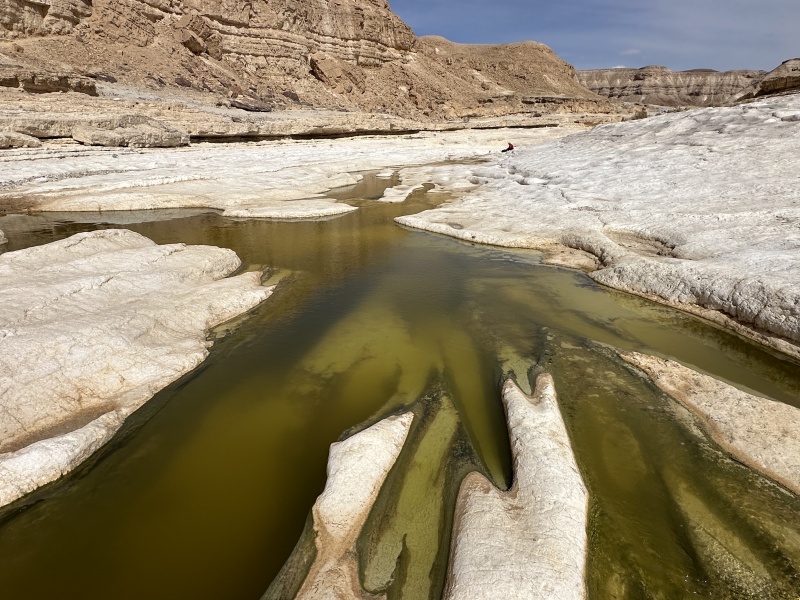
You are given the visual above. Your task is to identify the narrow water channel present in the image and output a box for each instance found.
[1,173,799,599]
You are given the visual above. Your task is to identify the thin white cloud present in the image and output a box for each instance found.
[621,48,641,56]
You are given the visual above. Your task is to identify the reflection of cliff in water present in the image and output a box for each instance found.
[0,173,798,599]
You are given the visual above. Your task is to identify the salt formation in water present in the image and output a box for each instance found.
[621,351,800,495]
[396,94,800,353]
[0,229,272,507]
[444,376,588,600]
[291,413,414,600]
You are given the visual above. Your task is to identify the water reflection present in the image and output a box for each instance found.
[0,174,798,599]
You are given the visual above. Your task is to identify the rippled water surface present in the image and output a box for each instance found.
[1,173,799,599]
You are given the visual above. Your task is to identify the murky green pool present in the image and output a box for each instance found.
[1,173,799,599]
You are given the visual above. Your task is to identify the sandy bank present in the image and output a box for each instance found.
[0,229,272,508]
[395,94,800,356]
[621,351,800,496]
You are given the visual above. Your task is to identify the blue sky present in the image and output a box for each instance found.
[388,0,797,72]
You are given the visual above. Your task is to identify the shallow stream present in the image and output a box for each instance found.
[1,173,799,599]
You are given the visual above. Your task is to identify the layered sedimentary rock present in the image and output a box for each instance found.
[620,352,800,495]
[0,0,616,122]
[577,65,765,107]
[0,229,272,507]
[444,376,588,600]
[733,58,800,102]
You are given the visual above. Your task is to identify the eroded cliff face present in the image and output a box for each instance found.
[0,0,614,121]
[577,65,765,107]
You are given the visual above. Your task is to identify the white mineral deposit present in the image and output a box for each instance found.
[295,412,414,600]
[397,95,800,352]
[620,351,800,495]
[0,229,272,507]
[443,375,588,600]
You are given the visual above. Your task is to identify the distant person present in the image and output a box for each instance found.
[501,142,514,153]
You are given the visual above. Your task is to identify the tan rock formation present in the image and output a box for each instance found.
[732,58,800,101]
[578,65,765,107]
[0,0,617,123]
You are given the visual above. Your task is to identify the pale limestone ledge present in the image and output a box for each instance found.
[394,94,800,351]
[620,351,800,496]
[0,229,273,507]
[294,412,414,600]
[0,228,6,245]
[444,375,588,600]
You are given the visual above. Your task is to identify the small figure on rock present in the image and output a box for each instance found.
[501,142,514,153]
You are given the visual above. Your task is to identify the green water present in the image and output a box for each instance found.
[0,173,799,599]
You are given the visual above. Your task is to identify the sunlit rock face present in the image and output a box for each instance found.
[577,65,765,107]
[0,229,272,507]
[733,58,800,102]
[620,351,800,496]
[444,376,588,600]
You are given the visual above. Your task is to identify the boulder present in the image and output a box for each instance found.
[0,131,41,148]
[72,119,189,147]
[0,67,97,95]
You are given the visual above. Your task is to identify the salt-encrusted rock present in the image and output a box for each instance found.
[294,412,414,600]
[620,351,800,495]
[0,131,40,149]
[396,94,800,351]
[443,375,588,600]
[0,229,272,507]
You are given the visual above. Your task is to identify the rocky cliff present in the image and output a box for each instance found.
[577,65,765,107]
[732,58,800,102]
[0,0,614,122]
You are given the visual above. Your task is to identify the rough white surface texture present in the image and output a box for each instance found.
[0,229,272,507]
[621,351,800,496]
[0,128,579,221]
[0,227,5,245]
[296,412,414,600]
[396,95,800,346]
[444,375,588,600]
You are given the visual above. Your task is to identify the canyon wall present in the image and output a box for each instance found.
[577,65,765,107]
[0,0,614,120]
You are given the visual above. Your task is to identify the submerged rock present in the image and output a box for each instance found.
[443,375,588,600]
[292,412,414,600]
[620,351,800,495]
[0,229,272,507]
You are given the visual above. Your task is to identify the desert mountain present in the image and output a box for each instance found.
[579,60,800,108]
[0,0,613,122]
[577,66,766,107]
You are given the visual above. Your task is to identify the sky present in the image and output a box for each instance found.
[388,0,798,72]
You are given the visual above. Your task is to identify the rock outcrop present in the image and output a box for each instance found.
[577,65,765,107]
[0,0,617,123]
[0,229,272,507]
[620,352,800,496]
[395,93,800,357]
[443,376,588,600]
[288,412,414,600]
[732,58,800,102]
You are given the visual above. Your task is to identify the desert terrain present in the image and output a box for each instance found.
[2,1,800,599]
